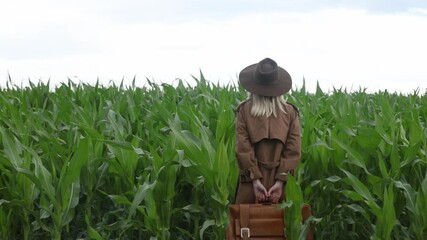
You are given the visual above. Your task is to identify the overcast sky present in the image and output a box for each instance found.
[1,0,426,93]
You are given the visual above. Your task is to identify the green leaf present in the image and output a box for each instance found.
[341,169,381,216]
[61,179,81,226]
[23,146,55,201]
[199,219,215,239]
[128,179,156,218]
[333,137,367,172]
[58,138,89,191]
[108,195,132,206]
[326,175,341,182]
[0,127,23,168]
[394,180,416,213]
[85,213,103,240]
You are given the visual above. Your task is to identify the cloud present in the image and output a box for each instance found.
[0,26,99,60]
[75,0,427,22]
[409,7,427,15]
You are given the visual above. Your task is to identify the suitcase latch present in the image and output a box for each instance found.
[241,227,250,238]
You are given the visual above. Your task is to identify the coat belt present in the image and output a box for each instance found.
[257,161,280,169]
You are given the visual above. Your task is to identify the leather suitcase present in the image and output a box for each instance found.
[227,203,313,239]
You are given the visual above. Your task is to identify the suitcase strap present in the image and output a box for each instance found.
[239,204,250,239]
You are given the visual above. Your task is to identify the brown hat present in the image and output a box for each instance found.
[239,58,292,96]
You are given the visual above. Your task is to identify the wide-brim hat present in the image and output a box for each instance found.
[239,58,292,96]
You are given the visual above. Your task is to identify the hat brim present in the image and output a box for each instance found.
[239,63,292,97]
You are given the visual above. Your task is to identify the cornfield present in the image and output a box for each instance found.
[0,75,426,239]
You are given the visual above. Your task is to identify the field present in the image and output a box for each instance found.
[0,75,426,239]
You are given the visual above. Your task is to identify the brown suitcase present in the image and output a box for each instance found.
[227,203,313,239]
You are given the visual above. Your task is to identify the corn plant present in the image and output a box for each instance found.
[0,77,426,239]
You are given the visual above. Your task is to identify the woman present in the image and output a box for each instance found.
[234,58,301,204]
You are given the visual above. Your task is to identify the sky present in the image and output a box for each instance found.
[1,0,427,93]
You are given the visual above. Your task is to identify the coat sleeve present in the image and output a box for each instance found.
[275,108,301,181]
[235,107,263,182]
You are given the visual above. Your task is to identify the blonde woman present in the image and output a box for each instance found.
[234,58,301,204]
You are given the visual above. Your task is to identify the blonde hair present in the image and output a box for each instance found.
[250,93,287,117]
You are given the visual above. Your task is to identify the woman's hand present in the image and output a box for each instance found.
[252,179,268,202]
[267,181,284,203]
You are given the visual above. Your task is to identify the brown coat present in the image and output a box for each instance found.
[234,99,301,204]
